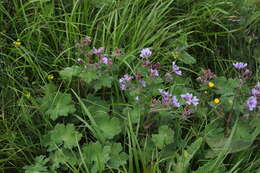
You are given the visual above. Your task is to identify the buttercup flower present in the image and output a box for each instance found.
[208,82,215,88]
[181,93,199,106]
[13,39,21,46]
[233,62,247,69]
[246,96,257,111]
[140,48,152,58]
[172,62,182,75]
[213,98,220,104]
[48,74,54,80]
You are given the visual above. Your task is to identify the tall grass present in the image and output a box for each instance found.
[0,0,259,172]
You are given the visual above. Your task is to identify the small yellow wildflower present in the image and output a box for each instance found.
[48,74,54,80]
[204,91,208,94]
[213,98,220,104]
[208,82,215,88]
[13,39,21,46]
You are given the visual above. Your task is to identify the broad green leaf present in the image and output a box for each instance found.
[79,70,98,83]
[152,125,174,149]
[94,74,113,91]
[94,111,122,140]
[50,149,79,169]
[59,65,82,81]
[43,124,82,151]
[45,93,76,120]
[40,84,76,120]
[108,143,128,168]
[214,77,239,95]
[83,142,111,173]
[179,51,197,64]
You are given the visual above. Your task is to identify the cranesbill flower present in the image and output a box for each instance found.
[92,47,104,54]
[101,57,109,64]
[81,36,92,44]
[233,62,247,69]
[150,69,159,77]
[246,96,257,111]
[251,89,260,97]
[140,48,152,58]
[251,82,260,97]
[159,89,172,105]
[171,96,180,107]
[119,74,133,90]
[172,62,182,75]
[255,82,260,90]
[181,93,199,106]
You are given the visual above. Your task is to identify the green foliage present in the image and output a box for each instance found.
[23,156,49,173]
[152,125,174,149]
[43,124,82,151]
[40,84,76,120]
[1,0,260,172]
[83,142,128,173]
[94,111,122,140]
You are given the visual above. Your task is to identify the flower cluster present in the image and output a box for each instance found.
[119,75,133,90]
[140,48,152,58]
[181,93,200,106]
[75,37,115,67]
[172,62,182,75]
[233,62,252,78]
[196,69,216,83]
[158,89,180,107]
[246,82,260,111]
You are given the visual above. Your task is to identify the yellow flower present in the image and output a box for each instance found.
[48,74,54,80]
[208,82,215,88]
[204,91,208,94]
[213,98,220,104]
[13,39,21,46]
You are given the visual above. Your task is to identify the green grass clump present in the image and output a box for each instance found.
[0,0,259,172]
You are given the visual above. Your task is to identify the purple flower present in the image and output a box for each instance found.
[172,62,182,75]
[251,89,260,97]
[139,80,147,87]
[92,47,104,54]
[101,57,109,64]
[81,36,92,44]
[159,89,172,105]
[233,62,247,69]
[181,93,199,106]
[150,69,159,77]
[171,96,180,107]
[246,96,257,111]
[140,48,152,58]
[251,82,260,97]
[119,74,133,90]
[255,82,260,90]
